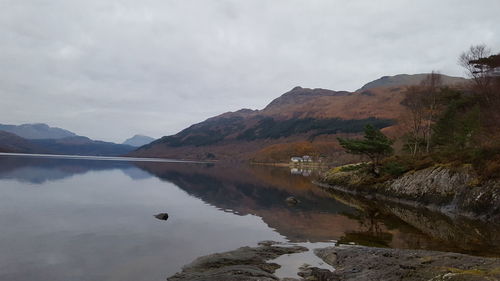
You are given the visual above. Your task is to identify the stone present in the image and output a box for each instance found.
[154,213,169,221]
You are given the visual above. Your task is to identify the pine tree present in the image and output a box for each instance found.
[337,125,394,174]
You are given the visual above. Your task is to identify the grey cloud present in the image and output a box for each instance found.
[1,0,499,142]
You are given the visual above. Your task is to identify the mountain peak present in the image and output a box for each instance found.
[123,135,155,147]
[357,73,467,91]
[264,87,350,112]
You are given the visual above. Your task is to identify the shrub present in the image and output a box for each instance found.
[381,162,408,177]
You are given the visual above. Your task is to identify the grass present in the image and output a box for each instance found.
[442,266,500,277]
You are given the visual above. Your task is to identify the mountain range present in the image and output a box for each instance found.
[0,73,466,160]
[130,73,466,162]
[0,123,76,139]
[0,123,150,156]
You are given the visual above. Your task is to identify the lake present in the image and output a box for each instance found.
[0,154,499,280]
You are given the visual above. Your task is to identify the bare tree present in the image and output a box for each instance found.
[459,44,493,101]
[401,85,426,156]
[420,71,442,153]
[400,72,443,155]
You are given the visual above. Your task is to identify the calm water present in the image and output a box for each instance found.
[0,154,499,280]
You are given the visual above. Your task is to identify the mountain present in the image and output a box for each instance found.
[31,136,136,156]
[131,73,466,162]
[357,73,467,92]
[0,123,77,139]
[0,131,47,153]
[0,125,136,156]
[123,135,155,147]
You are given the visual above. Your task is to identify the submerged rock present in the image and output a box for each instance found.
[286,196,299,205]
[167,242,308,281]
[154,213,169,221]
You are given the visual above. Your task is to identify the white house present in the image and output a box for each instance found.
[302,155,313,162]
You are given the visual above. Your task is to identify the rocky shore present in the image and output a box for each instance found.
[167,242,500,281]
[319,165,500,221]
[315,245,500,281]
[167,242,308,281]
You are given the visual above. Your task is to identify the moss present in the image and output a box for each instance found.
[339,163,370,172]
[443,266,500,277]
[466,178,482,188]
[419,256,435,264]
[323,170,354,186]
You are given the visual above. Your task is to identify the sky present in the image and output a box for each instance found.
[1,0,500,142]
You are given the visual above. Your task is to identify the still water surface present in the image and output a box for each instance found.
[0,154,498,280]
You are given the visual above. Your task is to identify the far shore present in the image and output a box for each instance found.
[0,152,216,164]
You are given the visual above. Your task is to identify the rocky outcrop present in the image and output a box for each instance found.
[168,242,500,281]
[314,245,500,281]
[322,185,500,255]
[167,242,307,281]
[321,165,500,221]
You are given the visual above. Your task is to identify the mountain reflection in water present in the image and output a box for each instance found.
[136,162,500,256]
[1,155,499,258]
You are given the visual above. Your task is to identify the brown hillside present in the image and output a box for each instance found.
[130,74,467,162]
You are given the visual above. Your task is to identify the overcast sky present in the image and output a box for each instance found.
[1,0,499,142]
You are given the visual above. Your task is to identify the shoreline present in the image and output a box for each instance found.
[167,242,500,281]
[316,165,500,222]
[0,152,216,164]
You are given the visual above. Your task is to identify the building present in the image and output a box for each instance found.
[302,155,312,162]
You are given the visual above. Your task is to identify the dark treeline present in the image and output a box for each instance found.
[152,116,394,147]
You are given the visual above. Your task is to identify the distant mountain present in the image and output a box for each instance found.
[357,73,467,92]
[123,135,155,147]
[0,123,77,139]
[130,73,468,163]
[0,131,47,153]
[0,125,136,156]
[31,136,135,156]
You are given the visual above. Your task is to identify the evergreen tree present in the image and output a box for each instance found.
[337,124,394,174]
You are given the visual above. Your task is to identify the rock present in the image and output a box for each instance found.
[258,240,285,247]
[167,242,500,281]
[286,196,299,205]
[154,213,169,221]
[298,265,339,281]
[319,165,500,221]
[167,242,308,281]
[314,245,500,281]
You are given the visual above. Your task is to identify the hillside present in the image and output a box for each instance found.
[357,73,467,91]
[0,131,47,153]
[31,136,135,156]
[130,73,467,162]
[0,128,136,156]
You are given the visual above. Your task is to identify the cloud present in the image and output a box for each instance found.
[1,0,499,142]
